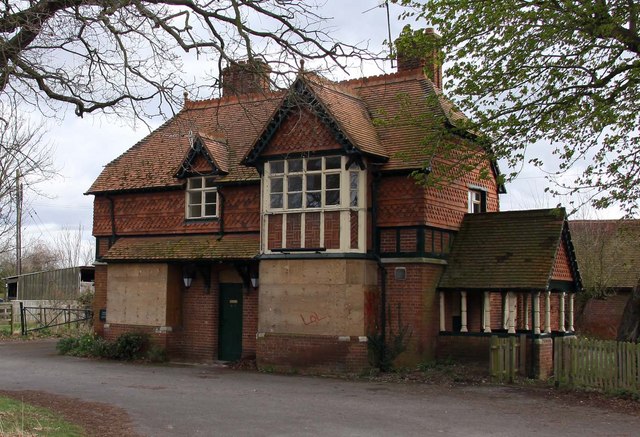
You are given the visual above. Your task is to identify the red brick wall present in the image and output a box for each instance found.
[93,185,259,237]
[437,335,490,362]
[577,293,629,339]
[324,211,340,249]
[256,333,369,374]
[99,264,259,363]
[425,143,500,230]
[534,337,553,379]
[383,262,443,365]
[103,323,172,350]
[170,269,219,362]
[305,213,321,247]
[377,176,428,227]
[242,289,259,358]
[285,213,302,248]
[268,215,282,250]
[92,264,108,336]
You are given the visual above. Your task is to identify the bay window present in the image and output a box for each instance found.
[263,155,366,253]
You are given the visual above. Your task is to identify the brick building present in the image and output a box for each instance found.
[571,220,640,339]
[87,38,582,375]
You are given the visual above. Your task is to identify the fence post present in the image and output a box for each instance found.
[554,337,562,387]
[509,336,517,383]
[9,304,14,335]
[20,302,25,336]
[519,334,527,376]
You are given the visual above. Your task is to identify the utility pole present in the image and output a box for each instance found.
[15,169,22,276]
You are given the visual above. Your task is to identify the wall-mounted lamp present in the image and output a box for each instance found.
[182,264,196,289]
[250,271,259,289]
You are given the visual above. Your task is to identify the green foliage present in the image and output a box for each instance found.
[368,303,412,372]
[146,345,168,363]
[112,332,149,361]
[77,290,94,307]
[56,332,159,362]
[396,0,640,215]
[0,396,85,437]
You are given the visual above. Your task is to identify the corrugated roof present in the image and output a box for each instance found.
[102,235,259,261]
[88,68,474,194]
[438,209,572,291]
[570,220,640,290]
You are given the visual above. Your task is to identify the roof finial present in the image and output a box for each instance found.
[299,59,305,73]
[183,91,189,105]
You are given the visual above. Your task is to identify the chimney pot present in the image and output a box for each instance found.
[221,59,272,97]
[395,26,443,89]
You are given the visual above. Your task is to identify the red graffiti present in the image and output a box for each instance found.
[300,312,328,325]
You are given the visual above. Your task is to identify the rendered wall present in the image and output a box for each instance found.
[106,263,169,326]
[258,259,377,337]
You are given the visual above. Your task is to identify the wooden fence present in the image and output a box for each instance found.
[554,337,640,393]
[490,335,527,383]
[0,303,14,333]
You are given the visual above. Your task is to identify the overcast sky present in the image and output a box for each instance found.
[20,0,622,251]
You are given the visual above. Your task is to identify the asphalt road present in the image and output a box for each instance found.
[1,339,639,436]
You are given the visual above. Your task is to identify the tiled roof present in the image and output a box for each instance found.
[570,220,640,290]
[102,235,259,261]
[348,69,457,170]
[303,75,387,159]
[438,209,572,291]
[87,93,284,193]
[88,68,471,194]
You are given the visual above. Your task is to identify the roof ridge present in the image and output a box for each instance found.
[339,67,427,87]
[184,89,285,109]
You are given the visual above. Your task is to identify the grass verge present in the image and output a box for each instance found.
[0,395,85,437]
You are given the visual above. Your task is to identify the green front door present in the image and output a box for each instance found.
[218,283,243,361]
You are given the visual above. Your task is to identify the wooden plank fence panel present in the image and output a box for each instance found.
[490,336,521,383]
[555,337,640,395]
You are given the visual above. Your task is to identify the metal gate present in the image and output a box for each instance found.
[20,302,92,335]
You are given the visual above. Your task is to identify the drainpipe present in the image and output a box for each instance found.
[217,188,225,241]
[372,170,387,366]
[106,195,117,247]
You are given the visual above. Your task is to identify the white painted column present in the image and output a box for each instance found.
[534,292,541,335]
[507,292,516,334]
[502,292,508,330]
[545,291,552,334]
[559,292,566,332]
[483,292,492,333]
[439,292,445,332]
[524,296,530,330]
[460,291,468,333]
[569,293,575,332]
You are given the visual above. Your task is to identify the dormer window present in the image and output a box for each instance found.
[468,188,487,213]
[186,176,218,219]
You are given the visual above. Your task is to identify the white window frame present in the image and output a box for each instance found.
[266,156,344,212]
[262,155,366,253]
[186,176,218,219]
[468,188,486,214]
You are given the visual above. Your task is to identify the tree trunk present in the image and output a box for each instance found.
[617,279,640,342]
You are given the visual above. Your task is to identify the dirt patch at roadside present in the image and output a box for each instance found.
[0,390,142,437]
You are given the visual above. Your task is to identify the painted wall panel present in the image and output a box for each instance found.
[107,263,168,326]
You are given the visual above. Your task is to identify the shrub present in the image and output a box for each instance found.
[56,336,80,355]
[91,336,116,358]
[57,332,159,362]
[112,332,149,360]
[146,345,167,363]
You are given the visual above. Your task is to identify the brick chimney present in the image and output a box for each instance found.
[395,27,443,89]
[221,59,272,96]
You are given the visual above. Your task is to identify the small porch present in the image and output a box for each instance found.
[435,209,583,379]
